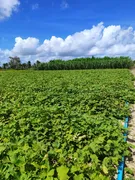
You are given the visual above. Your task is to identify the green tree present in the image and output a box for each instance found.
[27,61,31,69]
[21,63,27,69]
[3,63,9,69]
[9,56,21,69]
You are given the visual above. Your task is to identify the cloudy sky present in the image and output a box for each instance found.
[0,0,135,64]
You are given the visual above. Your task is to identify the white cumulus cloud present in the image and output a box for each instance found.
[36,22,104,59]
[12,37,39,56]
[1,22,135,64]
[0,49,11,65]
[0,0,20,20]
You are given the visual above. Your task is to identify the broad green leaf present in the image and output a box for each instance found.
[57,166,69,180]
[0,144,6,153]
[47,169,55,177]
[102,165,108,174]
[74,174,84,180]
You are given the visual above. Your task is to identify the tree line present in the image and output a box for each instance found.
[0,56,134,70]
[0,57,32,70]
[34,56,133,70]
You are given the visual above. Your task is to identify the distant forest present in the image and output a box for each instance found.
[0,56,134,70]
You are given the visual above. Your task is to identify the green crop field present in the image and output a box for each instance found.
[0,69,135,180]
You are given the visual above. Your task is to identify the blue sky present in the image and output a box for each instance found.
[0,0,135,63]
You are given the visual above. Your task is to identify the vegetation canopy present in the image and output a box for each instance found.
[0,56,133,70]
[0,69,135,179]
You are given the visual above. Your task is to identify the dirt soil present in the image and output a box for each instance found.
[125,69,135,179]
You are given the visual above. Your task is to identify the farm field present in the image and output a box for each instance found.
[0,69,135,180]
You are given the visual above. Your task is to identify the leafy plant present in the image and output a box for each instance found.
[0,69,135,179]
